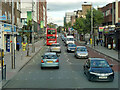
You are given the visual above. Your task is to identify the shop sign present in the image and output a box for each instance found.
[99,27,104,32]
[104,28,109,34]
[4,24,16,32]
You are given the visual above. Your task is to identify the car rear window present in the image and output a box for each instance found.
[43,55,57,59]
[77,47,87,52]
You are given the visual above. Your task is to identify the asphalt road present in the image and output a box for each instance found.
[3,37,119,89]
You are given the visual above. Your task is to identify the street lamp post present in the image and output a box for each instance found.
[11,0,15,69]
[84,2,93,47]
[32,0,35,53]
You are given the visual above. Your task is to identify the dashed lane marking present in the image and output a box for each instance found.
[50,77,53,80]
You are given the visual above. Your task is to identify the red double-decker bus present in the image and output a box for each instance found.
[46,28,57,45]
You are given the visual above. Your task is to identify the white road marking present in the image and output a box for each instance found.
[58,77,61,79]
[29,72,31,74]
[50,77,53,79]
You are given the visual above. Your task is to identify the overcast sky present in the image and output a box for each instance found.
[47,0,119,26]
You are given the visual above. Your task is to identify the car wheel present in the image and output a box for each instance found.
[56,66,59,69]
[88,76,92,81]
[41,67,44,69]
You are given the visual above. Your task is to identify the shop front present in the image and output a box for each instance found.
[103,26,116,50]
[2,23,17,52]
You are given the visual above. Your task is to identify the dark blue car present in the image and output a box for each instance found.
[83,58,114,82]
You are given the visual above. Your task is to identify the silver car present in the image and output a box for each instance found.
[41,52,60,69]
[74,46,88,59]
[50,43,61,53]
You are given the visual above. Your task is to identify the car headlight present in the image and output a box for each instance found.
[90,72,113,76]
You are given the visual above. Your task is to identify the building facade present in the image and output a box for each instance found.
[37,0,47,35]
[1,1,21,52]
[98,1,120,25]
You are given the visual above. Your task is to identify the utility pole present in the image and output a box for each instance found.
[11,0,15,69]
[91,3,93,47]
[32,0,35,53]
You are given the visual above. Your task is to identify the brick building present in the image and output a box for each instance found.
[98,1,120,25]
[37,0,47,33]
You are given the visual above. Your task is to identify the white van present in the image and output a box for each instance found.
[65,36,75,45]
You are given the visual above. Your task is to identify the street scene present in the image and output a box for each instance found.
[0,0,120,90]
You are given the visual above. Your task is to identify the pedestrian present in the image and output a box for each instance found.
[96,39,99,46]
[100,39,103,46]
[16,41,20,51]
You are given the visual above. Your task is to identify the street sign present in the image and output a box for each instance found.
[99,27,104,32]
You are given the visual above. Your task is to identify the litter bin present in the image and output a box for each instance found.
[108,44,111,49]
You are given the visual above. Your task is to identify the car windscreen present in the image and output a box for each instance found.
[67,38,74,41]
[68,44,76,47]
[91,60,109,68]
[43,55,57,59]
[47,36,56,39]
[77,47,87,52]
[47,30,56,34]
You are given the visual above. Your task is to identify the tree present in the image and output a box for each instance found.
[73,17,85,34]
[85,8,104,33]
[64,22,71,32]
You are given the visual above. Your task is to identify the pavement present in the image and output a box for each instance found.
[86,43,119,62]
[77,41,119,62]
[1,38,44,89]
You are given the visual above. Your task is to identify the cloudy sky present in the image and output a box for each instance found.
[47,0,119,26]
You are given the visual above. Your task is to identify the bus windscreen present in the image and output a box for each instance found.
[47,30,56,34]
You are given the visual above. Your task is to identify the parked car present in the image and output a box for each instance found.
[67,43,76,52]
[41,52,60,69]
[74,46,88,59]
[50,43,61,53]
[83,58,114,82]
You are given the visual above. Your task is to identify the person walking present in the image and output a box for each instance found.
[96,39,99,46]
[100,39,103,46]
[16,41,20,51]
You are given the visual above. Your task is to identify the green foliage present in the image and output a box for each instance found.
[48,23,55,28]
[85,9,104,32]
[72,8,104,34]
[73,18,85,34]
[64,22,71,32]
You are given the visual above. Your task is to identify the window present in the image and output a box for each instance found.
[47,30,56,34]
[47,36,55,39]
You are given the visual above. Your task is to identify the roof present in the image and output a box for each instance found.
[44,52,56,55]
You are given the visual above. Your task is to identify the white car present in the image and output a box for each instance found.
[50,43,61,53]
